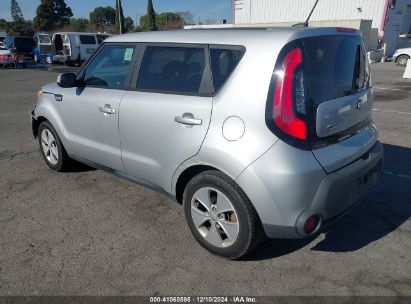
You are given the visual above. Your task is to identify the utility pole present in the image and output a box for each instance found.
[117,0,123,34]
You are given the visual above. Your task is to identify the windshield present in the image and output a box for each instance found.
[38,34,51,44]
[0,43,8,50]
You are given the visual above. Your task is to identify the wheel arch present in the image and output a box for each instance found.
[174,164,219,204]
[32,116,47,138]
[396,54,410,62]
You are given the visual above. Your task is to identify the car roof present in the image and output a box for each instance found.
[105,27,361,45]
[54,32,110,36]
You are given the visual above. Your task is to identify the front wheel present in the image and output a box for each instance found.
[396,55,409,67]
[183,170,263,259]
[38,121,73,171]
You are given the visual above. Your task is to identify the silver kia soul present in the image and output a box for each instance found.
[31,28,383,259]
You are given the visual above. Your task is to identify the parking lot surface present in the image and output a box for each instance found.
[0,63,410,296]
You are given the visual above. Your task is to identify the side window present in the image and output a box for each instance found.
[80,35,96,45]
[137,46,206,94]
[83,45,135,89]
[210,48,244,92]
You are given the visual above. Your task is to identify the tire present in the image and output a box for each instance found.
[396,55,409,67]
[38,121,73,172]
[183,170,263,259]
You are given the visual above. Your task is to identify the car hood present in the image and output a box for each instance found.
[0,50,11,55]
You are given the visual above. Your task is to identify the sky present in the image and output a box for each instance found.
[0,0,232,24]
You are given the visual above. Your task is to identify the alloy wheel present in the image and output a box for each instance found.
[41,129,59,166]
[191,187,239,247]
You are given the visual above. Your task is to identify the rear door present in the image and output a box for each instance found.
[119,44,213,191]
[303,34,376,172]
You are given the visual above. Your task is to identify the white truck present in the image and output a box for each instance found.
[50,32,112,66]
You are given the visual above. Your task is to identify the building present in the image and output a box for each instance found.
[233,0,411,56]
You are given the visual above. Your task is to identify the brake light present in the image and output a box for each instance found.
[272,48,307,140]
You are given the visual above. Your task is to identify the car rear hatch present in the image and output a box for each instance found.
[304,33,375,173]
[265,29,376,173]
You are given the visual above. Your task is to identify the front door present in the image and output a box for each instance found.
[57,43,137,171]
[119,44,213,191]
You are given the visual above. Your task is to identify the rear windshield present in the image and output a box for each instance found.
[15,37,35,48]
[303,35,368,105]
[38,34,51,44]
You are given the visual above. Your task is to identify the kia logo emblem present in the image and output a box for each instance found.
[355,99,362,110]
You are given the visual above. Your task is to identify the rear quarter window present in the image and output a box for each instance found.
[210,47,244,93]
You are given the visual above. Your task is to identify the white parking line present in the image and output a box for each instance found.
[374,87,409,92]
[373,108,411,115]
[383,171,411,180]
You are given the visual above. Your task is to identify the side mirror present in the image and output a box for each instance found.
[57,73,77,88]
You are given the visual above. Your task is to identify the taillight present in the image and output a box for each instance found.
[271,47,307,141]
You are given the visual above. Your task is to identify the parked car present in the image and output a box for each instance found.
[392,47,411,66]
[50,32,111,66]
[33,32,52,63]
[2,36,35,64]
[31,28,383,259]
[0,41,13,67]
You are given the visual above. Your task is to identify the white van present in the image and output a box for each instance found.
[51,32,112,65]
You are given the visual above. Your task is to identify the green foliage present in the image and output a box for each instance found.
[144,0,157,31]
[140,11,183,31]
[69,18,90,32]
[33,0,73,31]
[115,0,125,34]
[0,19,8,30]
[156,12,183,30]
[11,0,24,22]
[90,6,115,30]
[123,17,134,33]
[6,20,34,36]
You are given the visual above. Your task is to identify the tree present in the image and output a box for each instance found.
[115,0,125,34]
[6,20,34,36]
[33,0,73,31]
[176,10,194,25]
[90,7,116,30]
[11,0,24,22]
[69,18,90,32]
[123,17,134,33]
[146,0,157,31]
[156,12,183,30]
[0,19,8,30]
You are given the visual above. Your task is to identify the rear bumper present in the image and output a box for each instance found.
[236,140,383,239]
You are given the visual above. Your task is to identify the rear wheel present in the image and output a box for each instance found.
[396,55,409,67]
[38,121,73,171]
[183,170,263,259]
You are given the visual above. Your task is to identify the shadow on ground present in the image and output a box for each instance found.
[242,143,411,261]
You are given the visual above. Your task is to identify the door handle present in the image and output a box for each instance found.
[99,104,116,115]
[175,113,202,126]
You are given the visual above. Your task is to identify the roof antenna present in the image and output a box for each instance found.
[292,0,320,27]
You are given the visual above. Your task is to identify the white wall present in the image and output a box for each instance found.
[234,0,387,30]
[234,0,411,55]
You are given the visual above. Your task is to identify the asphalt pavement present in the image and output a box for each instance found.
[0,62,410,296]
